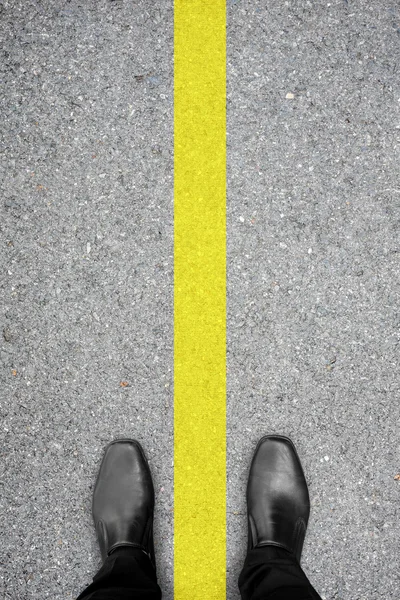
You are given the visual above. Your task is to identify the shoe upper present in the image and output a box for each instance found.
[246,435,310,563]
[92,440,156,568]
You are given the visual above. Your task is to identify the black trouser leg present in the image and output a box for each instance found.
[239,547,323,600]
[76,547,162,600]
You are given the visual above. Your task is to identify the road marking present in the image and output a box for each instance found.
[174,1,226,598]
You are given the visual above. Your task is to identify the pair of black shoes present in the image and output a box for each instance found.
[92,435,310,570]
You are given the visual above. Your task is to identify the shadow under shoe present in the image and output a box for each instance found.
[246,434,310,563]
[92,439,156,571]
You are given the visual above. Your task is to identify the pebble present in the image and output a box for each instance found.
[3,327,12,342]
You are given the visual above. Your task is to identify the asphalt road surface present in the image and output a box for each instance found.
[1,1,399,599]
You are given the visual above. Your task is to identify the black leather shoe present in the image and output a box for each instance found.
[246,435,310,563]
[92,439,156,570]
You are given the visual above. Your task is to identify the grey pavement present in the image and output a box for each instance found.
[1,1,399,600]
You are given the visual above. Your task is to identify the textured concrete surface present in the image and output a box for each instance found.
[0,2,174,598]
[0,1,399,600]
[227,2,400,599]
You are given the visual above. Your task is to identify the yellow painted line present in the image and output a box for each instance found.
[174,1,226,599]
